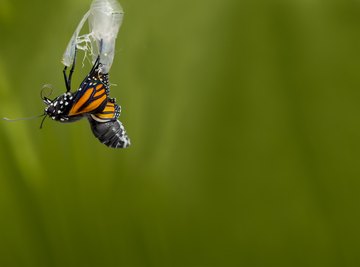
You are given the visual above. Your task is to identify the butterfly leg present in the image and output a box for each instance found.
[63,49,77,92]
[63,66,70,92]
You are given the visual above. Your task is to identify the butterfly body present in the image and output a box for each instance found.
[42,56,130,148]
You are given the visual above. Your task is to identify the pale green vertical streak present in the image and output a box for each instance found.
[0,0,13,23]
[0,62,44,189]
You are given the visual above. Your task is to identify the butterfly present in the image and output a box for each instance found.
[42,55,130,148]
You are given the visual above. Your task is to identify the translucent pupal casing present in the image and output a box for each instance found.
[62,11,91,67]
[89,0,124,73]
[61,0,124,73]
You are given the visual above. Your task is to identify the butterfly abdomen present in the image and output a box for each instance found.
[88,115,130,148]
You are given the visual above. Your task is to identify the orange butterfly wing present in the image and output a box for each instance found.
[90,101,119,121]
[68,75,108,117]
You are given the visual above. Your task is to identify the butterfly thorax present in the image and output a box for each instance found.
[44,92,80,122]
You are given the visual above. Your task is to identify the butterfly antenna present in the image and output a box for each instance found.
[39,114,47,129]
[3,113,45,122]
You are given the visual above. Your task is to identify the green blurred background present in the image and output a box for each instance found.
[1,0,360,266]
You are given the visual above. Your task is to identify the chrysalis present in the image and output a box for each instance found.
[62,0,124,73]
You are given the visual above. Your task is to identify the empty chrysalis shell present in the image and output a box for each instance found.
[62,0,124,73]
[62,11,90,67]
[89,0,123,73]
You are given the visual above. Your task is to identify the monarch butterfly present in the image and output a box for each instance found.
[42,55,130,148]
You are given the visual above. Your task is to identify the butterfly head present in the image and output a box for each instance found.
[43,92,74,122]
